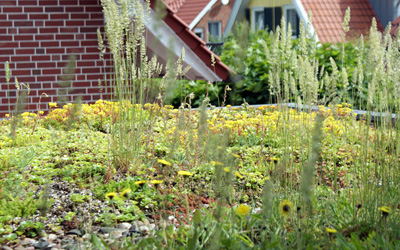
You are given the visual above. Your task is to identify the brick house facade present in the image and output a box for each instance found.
[0,0,114,117]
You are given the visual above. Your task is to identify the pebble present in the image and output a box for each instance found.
[66,229,82,236]
[20,238,36,246]
[47,234,57,243]
[117,222,132,230]
[99,227,116,234]
[2,247,13,250]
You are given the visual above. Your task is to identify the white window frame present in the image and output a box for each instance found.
[194,27,204,40]
[207,21,221,42]
[284,5,298,38]
[251,6,264,31]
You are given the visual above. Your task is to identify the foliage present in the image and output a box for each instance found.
[0,194,40,222]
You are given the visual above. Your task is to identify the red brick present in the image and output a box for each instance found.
[14,35,34,41]
[81,54,99,60]
[37,75,55,81]
[85,19,103,26]
[0,1,18,6]
[90,13,103,19]
[19,27,38,34]
[65,6,84,12]
[11,69,31,75]
[9,14,29,19]
[46,48,64,53]
[35,34,54,40]
[66,20,84,26]
[19,0,38,5]
[29,14,49,19]
[73,81,91,87]
[71,13,89,19]
[82,67,101,74]
[59,0,78,4]
[38,89,57,95]
[51,55,60,60]
[15,48,35,54]
[0,21,13,27]
[55,34,74,39]
[20,41,40,47]
[23,7,43,12]
[86,74,102,80]
[8,27,18,34]
[79,0,98,5]
[50,13,69,19]
[1,42,19,48]
[31,55,51,61]
[16,63,36,68]
[0,49,14,55]
[39,27,58,33]
[60,27,78,33]
[37,62,56,67]
[85,47,99,53]
[85,6,102,12]
[45,7,64,12]
[0,14,7,20]
[45,20,64,26]
[75,34,84,39]
[17,76,36,82]
[39,0,59,5]
[3,7,23,13]
[35,20,44,26]
[85,33,99,39]
[62,54,80,60]
[42,69,61,75]
[0,36,12,41]
[0,56,11,62]
[63,41,80,47]
[14,21,34,27]
[0,28,6,34]
[80,27,97,33]
[80,40,97,46]
[10,56,31,62]
[66,47,84,53]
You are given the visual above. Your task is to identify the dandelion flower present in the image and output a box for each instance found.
[223,167,230,173]
[263,177,270,181]
[326,228,337,234]
[378,206,390,216]
[235,171,244,179]
[157,159,171,166]
[178,170,193,176]
[105,192,118,200]
[120,188,131,199]
[5,114,10,118]
[232,153,240,158]
[279,200,293,217]
[235,204,251,216]
[151,180,164,188]
[135,180,147,187]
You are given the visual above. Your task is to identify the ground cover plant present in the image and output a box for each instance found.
[1,1,400,249]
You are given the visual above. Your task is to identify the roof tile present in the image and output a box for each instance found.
[302,0,384,43]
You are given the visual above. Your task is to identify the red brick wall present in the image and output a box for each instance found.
[0,0,112,117]
[195,0,235,42]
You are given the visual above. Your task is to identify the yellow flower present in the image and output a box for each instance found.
[5,114,10,118]
[151,180,164,187]
[232,153,240,158]
[226,105,231,108]
[235,171,244,179]
[120,188,131,199]
[235,204,251,216]
[157,159,171,166]
[105,192,118,200]
[211,161,223,166]
[263,176,270,181]
[49,102,58,108]
[135,180,147,187]
[279,200,293,217]
[379,206,390,215]
[38,111,44,115]
[178,170,193,176]
[326,228,337,234]
[223,167,230,173]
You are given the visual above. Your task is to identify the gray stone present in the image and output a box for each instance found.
[47,234,57,242]
[20,238,36,246]
[117,222,131,230]
[99,227,116,234]
[66,229,82,236]
[2,246,13,250]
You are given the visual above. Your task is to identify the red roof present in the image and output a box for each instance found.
[164,0,210,25]
[164,0,185,13]
[301,0,384,43]
[150,0,231,81]
[391,16,400,36]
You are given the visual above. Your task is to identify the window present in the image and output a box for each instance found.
[252,7,264,31]
[284,6,300,38]
[251,7,281,32]
[208,21,221,41]
[194,27,204,40]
